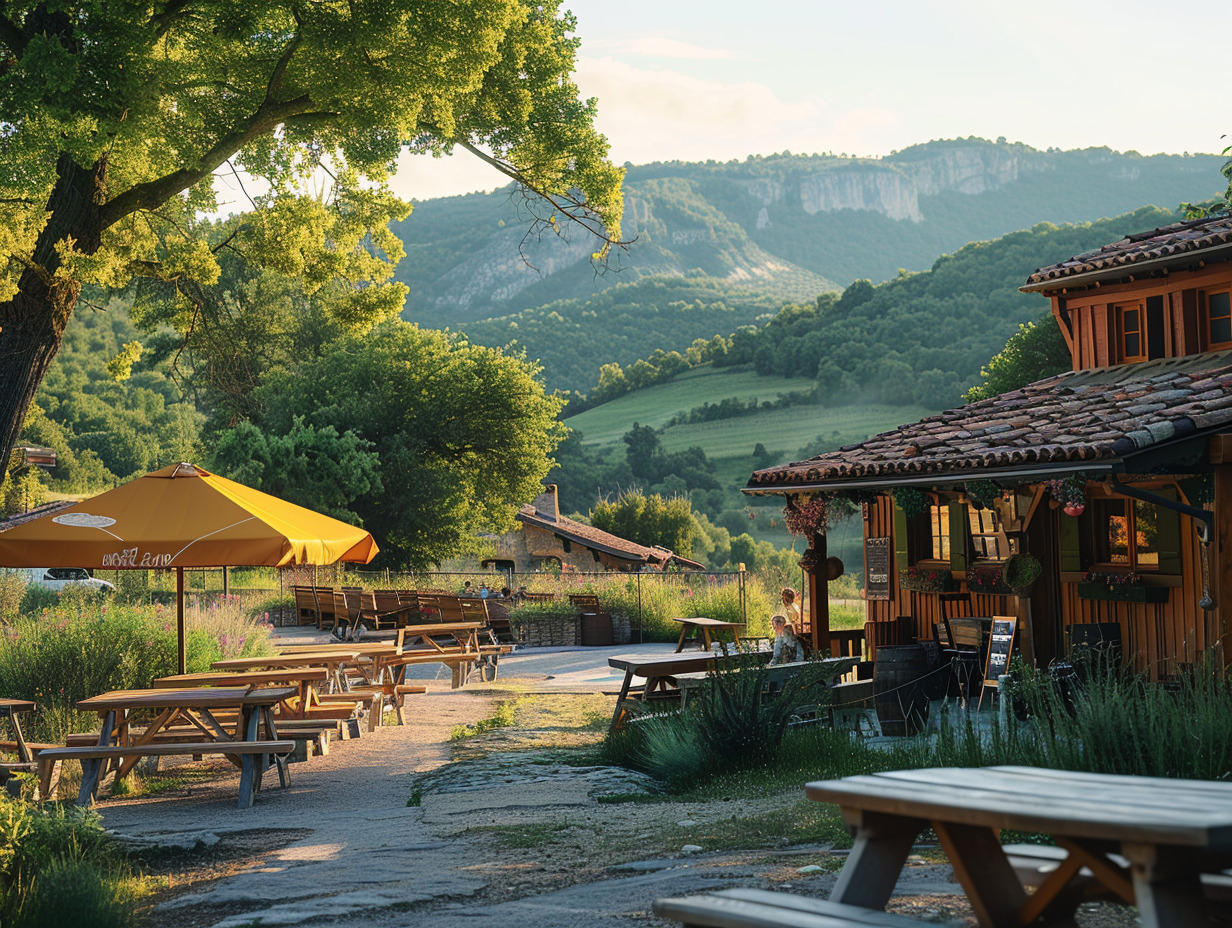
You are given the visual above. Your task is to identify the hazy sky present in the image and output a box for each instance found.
[390,0,1227,202]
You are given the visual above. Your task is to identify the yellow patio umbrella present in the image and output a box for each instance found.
[0,463,378,672]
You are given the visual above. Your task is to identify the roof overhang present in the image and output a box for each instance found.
[743,460,1115,497]
[1020,241,1232,294]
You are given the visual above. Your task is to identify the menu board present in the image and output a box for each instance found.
[983,617,1017,687]
[865,536,890,601]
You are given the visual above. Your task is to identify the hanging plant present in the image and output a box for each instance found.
[891,486,931,520]
[1046,474,1087,515]
[1003,553,1042,596]
[965,479,1001,511]
[784,495,828,536]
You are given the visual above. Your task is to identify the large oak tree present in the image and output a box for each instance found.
[0,1,622,466]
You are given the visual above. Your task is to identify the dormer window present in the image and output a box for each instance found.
[1206,291,1232,350]
[1116,301,1146,362]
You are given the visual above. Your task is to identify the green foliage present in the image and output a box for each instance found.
[0,592,273,743]
[964,313,1072,402]
[591,491,699,557]
[207,417,381,524]
[246,322,565,567]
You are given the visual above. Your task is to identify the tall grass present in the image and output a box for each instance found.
[0,588,274,743]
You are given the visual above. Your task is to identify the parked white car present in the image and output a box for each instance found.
[23,568,115,594]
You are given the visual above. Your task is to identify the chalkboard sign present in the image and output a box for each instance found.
[982,617,1017,690]
[865,537,890,601]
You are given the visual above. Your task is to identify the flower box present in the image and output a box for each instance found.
[900,567,956,593]
[1076,582,1169,604]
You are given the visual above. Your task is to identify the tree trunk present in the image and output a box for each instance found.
[0,154,103,466]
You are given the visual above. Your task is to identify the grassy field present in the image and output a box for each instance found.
[658,403,934,460]
[563,366,816,446]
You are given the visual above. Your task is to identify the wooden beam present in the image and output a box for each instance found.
[1214,464,1232,667]
[1209,434,1232,465]
[807,531,832,657]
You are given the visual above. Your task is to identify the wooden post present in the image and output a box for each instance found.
[1213,463,1232,666]
[1013,596,1037,667]
[176,567,186,675]
[808,530,832,656]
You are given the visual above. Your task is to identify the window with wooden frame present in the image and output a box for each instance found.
[1116,301,1147,362]
[966,506,1008,560]
[1206,290,1232,350]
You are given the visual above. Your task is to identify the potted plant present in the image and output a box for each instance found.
[1003,553,1042,597]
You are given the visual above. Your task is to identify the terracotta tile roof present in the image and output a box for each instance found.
[0,500,74,530]
[1024,215,1232,289]
[746,350,1232,490]
[516,506,706,570]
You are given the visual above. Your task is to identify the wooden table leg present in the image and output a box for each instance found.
[1122,843,1210,928]
[830,809,925,910]
[609,670,636,731]
[932,821,1029,927]
[674,623,690,653]
[11,714,30,764]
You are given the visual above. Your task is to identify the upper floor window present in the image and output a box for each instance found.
[929,504,950,560]
[967,506,1006,560]
[1116,301,1146,362]
[1207,290,1232,349]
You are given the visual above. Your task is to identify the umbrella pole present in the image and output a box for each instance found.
[177,567,186,674]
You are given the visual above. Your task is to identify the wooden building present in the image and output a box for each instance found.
[483,486,705,574]
[745,216,1232,677]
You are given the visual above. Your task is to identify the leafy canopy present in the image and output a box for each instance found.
[230,322,566,568]
[0,1,623,305]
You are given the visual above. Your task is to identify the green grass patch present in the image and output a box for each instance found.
[468,821,577,849]
[450,700,519,741]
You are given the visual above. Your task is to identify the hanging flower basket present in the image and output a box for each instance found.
[900,566,956,593]
[784,495,828,536]
[1077,570,1169,603]
[1003,553,1042,596]
[1047,475,1087,514]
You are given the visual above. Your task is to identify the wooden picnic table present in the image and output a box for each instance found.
[153,669,331,719]
[672,656,860,708]
[806,765,1232,928]
[213,650,361,692]
[398,621,485,654]
[607,651,773,729]
[0,698,36,764]
[672,616,745,654]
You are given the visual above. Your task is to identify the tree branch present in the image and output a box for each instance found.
[453,138,629,252]
[149,0,196,41]
[0,11,26,57]
[100,28,312,227]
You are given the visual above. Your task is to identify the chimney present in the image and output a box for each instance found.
[532,485,560,521]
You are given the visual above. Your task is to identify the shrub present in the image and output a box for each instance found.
[13,859,131,928]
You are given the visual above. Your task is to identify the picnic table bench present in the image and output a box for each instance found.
[672,656,860,708]
[672,617,745,654]
[806,765,1232,927]
[42,686,297,809]
[606,651,773,729]
[655,888,927,927]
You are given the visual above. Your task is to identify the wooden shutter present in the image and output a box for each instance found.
[1059,508,1082,573]
[1154,487,1182,575]
[948,501,967,574]
[893,503,909,573]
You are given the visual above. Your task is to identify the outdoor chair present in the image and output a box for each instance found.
[941,616,985,700]
[290,586,320,627]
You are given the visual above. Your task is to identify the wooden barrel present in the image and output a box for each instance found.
[873,644,930,736]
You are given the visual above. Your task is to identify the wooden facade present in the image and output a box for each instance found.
[749,218,1232,678]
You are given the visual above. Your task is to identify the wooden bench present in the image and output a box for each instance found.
[36,740,294,809]
[654,889,927,927]
[344,683,427,731]
[1004,843,1232,908]
[276,719,344,757]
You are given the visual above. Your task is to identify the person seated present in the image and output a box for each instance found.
[770,613,805,665]
[780,588,802,628]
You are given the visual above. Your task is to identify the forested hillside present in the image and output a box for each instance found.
[393,140,1219,390]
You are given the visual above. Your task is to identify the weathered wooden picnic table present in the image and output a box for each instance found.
[213,650,361,692]
[154,669,331,719]
[41,686,296,808]
[673,656,860,708]
[0,698,35,764]
[607,650,773,729]
[806,765,1232,928]
[672,617,745,654]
